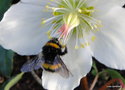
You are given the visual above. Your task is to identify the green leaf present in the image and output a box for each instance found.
[0,46,14,78]
[0,0,12,20]
[0,0,15,78]
[91,61,98,76]
[105,69,125,84]
[4,73,24,90]
[0,73,24,90]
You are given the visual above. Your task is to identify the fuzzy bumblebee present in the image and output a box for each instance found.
[21,38,71,78]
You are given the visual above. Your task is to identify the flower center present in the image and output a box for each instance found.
[42,0,102,48]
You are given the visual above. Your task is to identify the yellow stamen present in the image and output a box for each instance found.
[41,20,46,24]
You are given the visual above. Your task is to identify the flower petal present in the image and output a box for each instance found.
[42,36,92,90]
[21,0,51,6]
[0,1,52,55]
[87,0,125,16]
[91,6,125,69]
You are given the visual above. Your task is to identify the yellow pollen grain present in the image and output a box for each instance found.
[75,45,79,49]
[85,42,90,46]
[94,25,97,28]
[91,36,96,41]
[97,24,103,28]
[78,9,82,13]
[41,20,46,24]
[46,31,51,34]
[46,31,52,39]
[47,2,51,5]
[81,44,85,48]
[48,36,52,39]
[91,27,94,30]
[45,5,49,9]
[40,18,46,25]
[95,29,101,32]
[52,7,55,10]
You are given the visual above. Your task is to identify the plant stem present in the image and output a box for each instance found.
[90,74,99,90]
[31,71,42,86]
[26,56,42,86]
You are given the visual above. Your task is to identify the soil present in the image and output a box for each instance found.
[11,54,45,90]
[7,54,125,90]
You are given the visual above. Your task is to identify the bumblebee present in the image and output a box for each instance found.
[21,38,71,78]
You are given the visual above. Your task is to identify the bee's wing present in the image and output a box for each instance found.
[54,55,72,78]
[21,56,45,72]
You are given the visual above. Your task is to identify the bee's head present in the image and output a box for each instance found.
[49,37,59,44]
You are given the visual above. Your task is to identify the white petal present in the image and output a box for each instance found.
[42,36,92,90]
[0,1,52,55]
[87,0,125,16]
[21,0,51,6]
[91,6,125,69]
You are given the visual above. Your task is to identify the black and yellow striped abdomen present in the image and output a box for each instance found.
[42,63,62,72]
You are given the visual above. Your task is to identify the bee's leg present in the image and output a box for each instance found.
[64,46,67,54]
[59,46,67,56]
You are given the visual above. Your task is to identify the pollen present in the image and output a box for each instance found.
[41,20,46,24]
[85,42,90,46]
[45,5,49,9]
[78,9,82,13]
[91,36,96,42]
[42,0,102,48]
[80,44,85,48]
[46,31,52,39]
[75,45,79,49]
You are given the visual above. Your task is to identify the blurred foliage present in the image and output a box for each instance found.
[0,47,14,78]
[0,0,14,78]
[91,61,98,76]
[0,0,12,20]
[0,0,23,90]
[105,69,125,84]
[0,73,24,90]
[91,61,125,89]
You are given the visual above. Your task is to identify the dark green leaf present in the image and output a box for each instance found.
[105,69,125,84]
[0,46,14,78]
[91,61,98,76]
[0,0,12,20]
[0,0,15,78]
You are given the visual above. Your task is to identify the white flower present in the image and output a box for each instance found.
[0,0,125,90]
